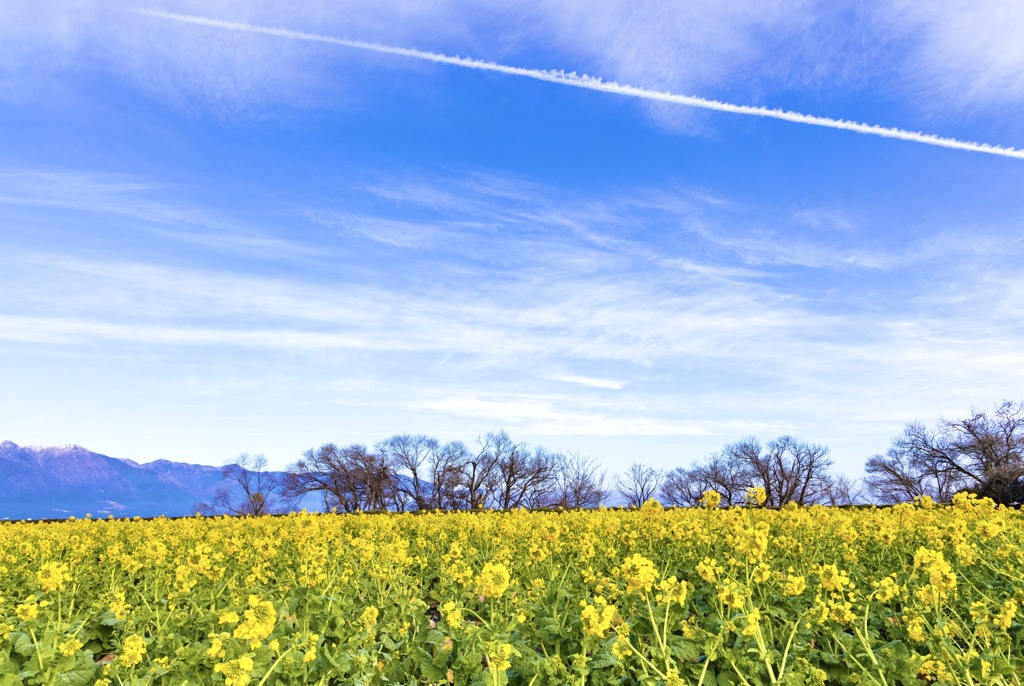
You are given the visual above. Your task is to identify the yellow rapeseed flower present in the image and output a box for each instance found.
[696,557,721,583]
[360,605,380,629]
[218,611,240,625]
[905,615,927,642]
[233,596,276,649]
[214,655,254,686]
[783,574,807,596]
[37,561,71,593]
[476,562,512,599]
[620,554,658,594]
[745,487,767,506]
[994,599,1017,630]
[918,658,952,682]
[700,489,722,508]
[741,608,762,636]
[206,634,226,659]
[16,595,40,622]
[580,597,616,637]
[873,576,900,602]
[487,642,514,672]
[718,579,746,610]
[442,601,463,629]
[58,636,84,656]
[119,634,147,668]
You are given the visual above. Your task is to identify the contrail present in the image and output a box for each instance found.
[139,9,1024,160]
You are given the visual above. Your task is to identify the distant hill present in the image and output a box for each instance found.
[0,441,319,520]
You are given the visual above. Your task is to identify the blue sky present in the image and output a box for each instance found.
[2,0,1023,476]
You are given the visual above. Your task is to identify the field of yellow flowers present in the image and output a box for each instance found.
[1,491,1021,686]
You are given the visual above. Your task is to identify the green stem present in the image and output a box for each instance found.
[696,637,720,686]
[776,613,806,680]
[621,635,668,680]
[256,647,294,686]
[645,595,665,653]
[725,654,754,686]
[752,622,777,684]
[29,628,44,672]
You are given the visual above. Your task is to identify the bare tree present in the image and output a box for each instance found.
[734,436,835,507]
[658,468,695,507]
[283,443,394,512]
[550,451,606,509]
[660,453,748,507]
[662,437,835,508]
[485,432,556,510]
[208,453,281,516]
[864,441,954,503]
[822,474,865,506]
[866,401,1024,503]
[456,437,499,510]
[192,501,216,516]
[429,441,471,511]
[376,434,438,511]
[615,463,663,508]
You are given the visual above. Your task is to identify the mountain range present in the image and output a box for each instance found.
[0,441,319,520]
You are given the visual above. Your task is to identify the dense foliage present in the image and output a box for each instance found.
[1,493,1021,685]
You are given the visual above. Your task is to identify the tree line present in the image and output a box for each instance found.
[205,400,1024,515]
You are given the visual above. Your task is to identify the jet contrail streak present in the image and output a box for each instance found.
[139,9,1024,160]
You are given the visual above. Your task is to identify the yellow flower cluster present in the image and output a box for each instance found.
[58,636,84,656]
[700,489,722,508]
[655,576,688,605]
[475,561,511,599]
[913,546,958,599]
[15,594,41,622]
[994,599,1017,630]
[36,561,71,592]
[233,596,276,648]
[729,521,770,562]
[442,600,463,629]
[119,634,147,667]
[620,553,658,594]
[360,605,380,629]
[782,573,806,597]
[580,596,617,636]
[873,575,901,602]
[744,486,768,506]
[214,654,254,686]
[0,499,1020,685]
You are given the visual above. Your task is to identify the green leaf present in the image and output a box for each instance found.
[10,634,33,659]
[53,655,97,686]
[98,612,123,628]
[669,638,702,662]
[588,651,617,670]
[418,658,449,682]
[421,630,446,645]
[716,672,738,686]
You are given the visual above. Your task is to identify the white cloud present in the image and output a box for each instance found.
[409,390,711,437]
[4,0,1022,127]
[893,0,1024,111]
[130,10,1024,159]
[549,375,624,390]
[4,166,1024,472]
[0,170,329,261]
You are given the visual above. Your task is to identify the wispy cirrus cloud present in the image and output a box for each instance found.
[891,0,1024,112]
[137,10,1024,159]
[5,1,1022,131]
[548,375,624,390]
[0,170,329,262]
[3,165,1023,467]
